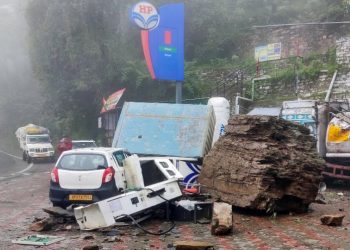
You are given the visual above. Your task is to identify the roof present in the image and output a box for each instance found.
[247,107,281,116]
[61,147,124,155]
[72,140,95,143]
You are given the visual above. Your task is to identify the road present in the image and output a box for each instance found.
[0,149,52,180]
[1,150,350,249]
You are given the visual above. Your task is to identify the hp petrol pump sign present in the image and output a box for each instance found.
[131,2,160,30]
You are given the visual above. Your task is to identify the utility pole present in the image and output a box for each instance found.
[176,82,182,103]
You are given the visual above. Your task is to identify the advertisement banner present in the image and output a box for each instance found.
[131,2,184,81]
[100,88,126,114]
[255,43,282,62]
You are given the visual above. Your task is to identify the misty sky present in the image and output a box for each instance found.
[0,0,42,147]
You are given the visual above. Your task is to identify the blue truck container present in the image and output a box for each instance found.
[112,102,215,158]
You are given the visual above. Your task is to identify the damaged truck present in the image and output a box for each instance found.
[281,99,350,182]
[111,98,230,188]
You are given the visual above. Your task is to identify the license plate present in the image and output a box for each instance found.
[68,194,93,201]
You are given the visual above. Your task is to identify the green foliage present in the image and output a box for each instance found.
[25,0,349,138]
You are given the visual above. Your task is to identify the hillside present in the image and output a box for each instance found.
[24,0,350,138]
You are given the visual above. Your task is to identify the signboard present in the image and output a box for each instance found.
[100,88,126,114]
[131,2,160,30]
[255,43,282,62]
[131,2,184,81]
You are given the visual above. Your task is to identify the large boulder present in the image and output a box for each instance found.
[198,115,325,213]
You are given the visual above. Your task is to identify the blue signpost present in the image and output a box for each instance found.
[131,2,184,103]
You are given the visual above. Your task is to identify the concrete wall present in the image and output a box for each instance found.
[251,24,350,102]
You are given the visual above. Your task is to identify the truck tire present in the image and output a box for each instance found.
[22,151,27,161]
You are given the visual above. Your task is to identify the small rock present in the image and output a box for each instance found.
[82,245,99,250]
[65,225,72,230]
[103,228,119,236]
[173,241,215,250]
[103,236,122,243]
[320,214,345,226]
[337,192,344,196]
[339,208,344,212]
[211,202,232,236]
[82,234,95,240]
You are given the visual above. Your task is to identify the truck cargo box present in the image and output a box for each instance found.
[112,102,215,158]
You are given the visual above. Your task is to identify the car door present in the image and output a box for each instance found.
[111,150,128,191]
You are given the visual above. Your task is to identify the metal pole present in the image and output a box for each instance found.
[176,81,182,103]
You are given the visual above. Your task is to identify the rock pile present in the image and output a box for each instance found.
[198,115,325,213]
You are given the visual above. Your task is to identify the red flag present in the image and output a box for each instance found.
[100,88,126,114]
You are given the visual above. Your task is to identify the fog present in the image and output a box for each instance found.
[0,0,43,151]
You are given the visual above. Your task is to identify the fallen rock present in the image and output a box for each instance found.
[82,245,99,250]
[211,202,232,235]
[173,240,215,250]
[320,214,345,226]
[29,218,54,232]
[198,115,325,213]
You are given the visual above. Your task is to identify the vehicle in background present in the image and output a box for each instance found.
[15,124,55,163]
[56,137,73,157]
[112,98,229,187]
[281,99,350,182]
[49,147,131,208]
[72,140,97,149]
[56,139,97,158]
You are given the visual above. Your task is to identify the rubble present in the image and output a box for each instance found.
[42,206,74,219]
[82,245,100,250]
[198,115,325,213]
[173,240,215,250]
[29,218,54,232]
[320,214,345,226]
[211,202,232,235]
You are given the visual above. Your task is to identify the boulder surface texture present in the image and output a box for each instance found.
[198,115,325,213]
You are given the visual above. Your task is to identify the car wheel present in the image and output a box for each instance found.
[52,202,68,209]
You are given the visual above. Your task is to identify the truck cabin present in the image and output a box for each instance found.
[26,134,51,144]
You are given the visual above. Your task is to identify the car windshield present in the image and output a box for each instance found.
[72,141,97,149]
[27,136,50,144]
[58,153,107,171]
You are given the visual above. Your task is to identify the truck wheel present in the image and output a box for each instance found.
[22,152,27,161]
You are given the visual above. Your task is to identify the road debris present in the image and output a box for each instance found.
[82,234,95,240]
[172,240,215,250]
[103,236,122,243]
[82,245,100,250]
[199,115,325,213]
[12,235,65,246]
[29,218,54,232]
[42,206,75,219]
[320,214,345,226]
[211,202,232,236]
